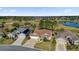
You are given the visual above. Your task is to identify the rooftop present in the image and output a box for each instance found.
[12,27,28,35]
[32,29,52,37]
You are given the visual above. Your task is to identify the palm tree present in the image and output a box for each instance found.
[52,20,58,31]
[12,22,19,28]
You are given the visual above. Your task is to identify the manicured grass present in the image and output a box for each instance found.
[62,26,79,36]
[58,20,79,23]
[63,26,79,30]
[67,45,79,51]
[68,29,79,33]
[0,38,14,45]
[21,36,30,45]
[58,24,79,33]
[34,39,56,51]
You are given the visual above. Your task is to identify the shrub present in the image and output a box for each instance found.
[43,37,49,42]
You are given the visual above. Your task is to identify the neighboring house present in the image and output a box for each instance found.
[8,27,30,40]
[56,30,79,45]
[0,24,4,28]
[30,29,52,41]
[74,40,79,45]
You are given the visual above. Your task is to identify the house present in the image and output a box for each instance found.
[30,29,52,41]
[0,24,4,28]
[8,27,30,40]
[56,30,79,45]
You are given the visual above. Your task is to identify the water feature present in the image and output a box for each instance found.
[63,22,79,28]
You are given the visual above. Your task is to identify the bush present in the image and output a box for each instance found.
[43,37,49,42]
[12,22,19,28]
[52,37,56,44]
[10,27,17,32]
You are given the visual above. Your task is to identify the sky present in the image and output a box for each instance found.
[0,7,79,16]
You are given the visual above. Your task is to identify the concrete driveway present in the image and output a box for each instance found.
[23,39,38,48]
[12,33,26,46]
[56,37,67,51]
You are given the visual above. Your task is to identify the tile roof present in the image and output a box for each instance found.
[32,29,52,37]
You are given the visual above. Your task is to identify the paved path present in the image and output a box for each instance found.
[12,33,26,46]
[23,39,38,48]
[56,38,66,51]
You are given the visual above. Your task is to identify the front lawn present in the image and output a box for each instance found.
[67,45,79,51]
[34,39,56,51]
[0,38,14,45]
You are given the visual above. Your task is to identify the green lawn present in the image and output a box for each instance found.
[67,45,79,51]
[34,39,56,51]
[21,36,30,45]
[0,38,14,45]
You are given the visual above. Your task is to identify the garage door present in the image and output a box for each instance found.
[30,36,39,40]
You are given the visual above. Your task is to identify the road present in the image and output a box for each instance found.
[0,46,40,51]
[56,38,66,51]
[23,39,38,48]
[12,33,26,46]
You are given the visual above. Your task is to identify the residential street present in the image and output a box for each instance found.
[56,38,66,51]
[12,33,26,46]
[0,46,39,51]
[23,39,38,48]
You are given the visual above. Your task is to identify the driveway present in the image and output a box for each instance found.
[56,37,67,51]
[23,39,38,48]
[12,33,26,46]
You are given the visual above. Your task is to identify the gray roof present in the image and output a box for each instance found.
[12,27,27,35]
[56,31,79,41]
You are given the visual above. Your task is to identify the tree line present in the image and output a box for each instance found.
[0,16,79,21]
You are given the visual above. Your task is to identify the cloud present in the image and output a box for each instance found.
[64,9,73,13]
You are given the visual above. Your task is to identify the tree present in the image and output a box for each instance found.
[24,22,31,26]
[2,32,8,39]
[52,37,56,44]
[4,28,10,32]
[43,37,48,42]
[12,22,19,28]
[52,20,58,30]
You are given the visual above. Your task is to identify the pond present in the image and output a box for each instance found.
[63,22,79,28]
